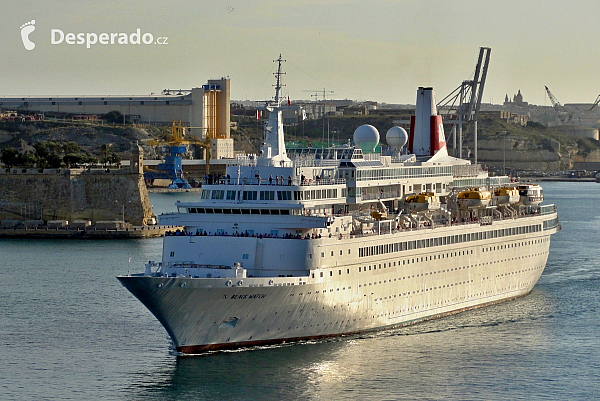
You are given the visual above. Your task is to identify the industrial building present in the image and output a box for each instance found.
[0,78,234,159]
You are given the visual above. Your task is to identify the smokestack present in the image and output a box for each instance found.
[408,87,447,158]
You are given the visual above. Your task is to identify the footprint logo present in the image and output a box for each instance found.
[20,20,36,51]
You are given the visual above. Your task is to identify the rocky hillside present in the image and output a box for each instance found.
[2,114,599,171]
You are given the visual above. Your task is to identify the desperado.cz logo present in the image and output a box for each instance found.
[20,20,168,50]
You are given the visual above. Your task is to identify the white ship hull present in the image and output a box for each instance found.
[117,62,559,354]
[118,213,557,353]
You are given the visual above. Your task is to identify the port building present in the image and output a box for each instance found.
[0,78,234,159]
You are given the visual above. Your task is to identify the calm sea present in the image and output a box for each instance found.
[1,182,598,400]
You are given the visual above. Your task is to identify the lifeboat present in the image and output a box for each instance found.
[516,184,543,206]
[404,192,441,213]
[493,186,520,205]
[457,188,492,209]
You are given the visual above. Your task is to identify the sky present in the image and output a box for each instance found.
[1,0,599,105]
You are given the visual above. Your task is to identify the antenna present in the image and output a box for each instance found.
[273,54,286,105]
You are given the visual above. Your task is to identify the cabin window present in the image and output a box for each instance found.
[226,190,237,200]
[260,191,275,201]
[211,190,224,200]
[250,209,260,214]
[242,254,249,259]
[277,191,292,201]
[243,191,257,200]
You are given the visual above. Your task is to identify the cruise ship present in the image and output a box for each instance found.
[118,57,560,354]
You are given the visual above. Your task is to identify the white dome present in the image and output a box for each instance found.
[353,124,380,149]
[386,126,408,149]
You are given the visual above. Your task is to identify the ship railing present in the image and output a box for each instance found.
[212,177,346,186]
[291,158,339,168]
[162,261,232,270]
[348,204,556,238]
[361,191,400,201]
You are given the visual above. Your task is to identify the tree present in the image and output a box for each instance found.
[100,143,113,166]
[103,110,124,124]
[62,141,81,155]
[0,147,18,168]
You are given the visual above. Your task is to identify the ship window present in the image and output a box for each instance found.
[201,190,210,199]
[260,191,275,200]
[213,209,222,214]
[243,191,257,200]
[226,190,236,200]
[205,208,214,213]
[251,209,260,215]
[242,254,249,259]
[260,209,270,215]
[223,209,232,214]
[271,209,280,215]
[211,190,225,199]
[170,251,174,257]
[280,210,290,215]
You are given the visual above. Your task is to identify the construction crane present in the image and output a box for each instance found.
[437,47,491,158]
[589,94,600,111]
[145,120,210,189]
[544,86,574,124]
[301,89,335,101]
[544,86,562,109]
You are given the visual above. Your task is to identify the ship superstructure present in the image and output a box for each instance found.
[118,57,559,353]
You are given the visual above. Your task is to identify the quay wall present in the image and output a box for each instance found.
[0,168,153,226]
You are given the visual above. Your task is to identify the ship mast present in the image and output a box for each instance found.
[273,54,286,106]
[257,54,291,167]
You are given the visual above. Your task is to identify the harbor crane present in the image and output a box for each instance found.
[589,94,600,111]
[437,47,491,159]
[144,120,211,189]
[544,86,573,124]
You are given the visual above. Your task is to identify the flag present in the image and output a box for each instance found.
[256,110,262,120]
[287,96,291,106]
[302,109,307,120]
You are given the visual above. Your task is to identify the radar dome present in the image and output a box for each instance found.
[386,126,408,149]
[353,124,380,152]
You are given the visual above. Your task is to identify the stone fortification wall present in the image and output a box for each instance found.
[0,168,153,225]
[477,138,570,171]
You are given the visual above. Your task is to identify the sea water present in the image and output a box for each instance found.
[1,182,599,400]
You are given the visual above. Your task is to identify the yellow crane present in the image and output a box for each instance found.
[147,119,213,176]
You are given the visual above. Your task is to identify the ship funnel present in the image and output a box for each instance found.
[408,87,447,157]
